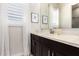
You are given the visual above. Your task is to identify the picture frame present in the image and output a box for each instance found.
[42,15,48,24]
[31,12,39,23]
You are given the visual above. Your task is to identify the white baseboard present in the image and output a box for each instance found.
[11,53,25,56]
[10,52,30,56]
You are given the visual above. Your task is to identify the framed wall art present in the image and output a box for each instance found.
[42,15,48,24]
[31,12,39,23]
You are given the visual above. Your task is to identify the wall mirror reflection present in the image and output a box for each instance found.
[72,3,79,28]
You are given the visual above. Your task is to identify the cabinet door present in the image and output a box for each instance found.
[53,40,79,56]
[31,34,36,56]
[35,40,40,56]
[54,51,65,56]
[40,37,49,56]
[35,36,43,56]
[31,34,42,56]
[31,34,54,56]
[40,45,48,56]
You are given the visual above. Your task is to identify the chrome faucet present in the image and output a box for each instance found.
[50,28,54,34]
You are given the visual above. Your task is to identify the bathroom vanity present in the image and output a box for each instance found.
[31,31,79,56]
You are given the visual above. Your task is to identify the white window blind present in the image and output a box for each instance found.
[8,4,24,21]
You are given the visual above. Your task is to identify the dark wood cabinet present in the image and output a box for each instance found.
[31,34,52,56]
[31,34,36,55]
[31,33,79,56]
[31,34,41,56]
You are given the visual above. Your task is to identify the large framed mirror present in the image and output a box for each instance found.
[72,3,79,28]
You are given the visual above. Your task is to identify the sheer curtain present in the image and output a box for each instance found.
[0,3,9,56]
[0,3,30,56]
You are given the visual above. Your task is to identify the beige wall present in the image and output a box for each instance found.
[30,3,41,32]
[40,3,49,30]
[30,3,49,32]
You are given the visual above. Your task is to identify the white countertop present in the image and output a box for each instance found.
[31,31,79,48]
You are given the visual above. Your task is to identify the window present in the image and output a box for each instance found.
[8,3,24,21]
[50,8,59,28]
